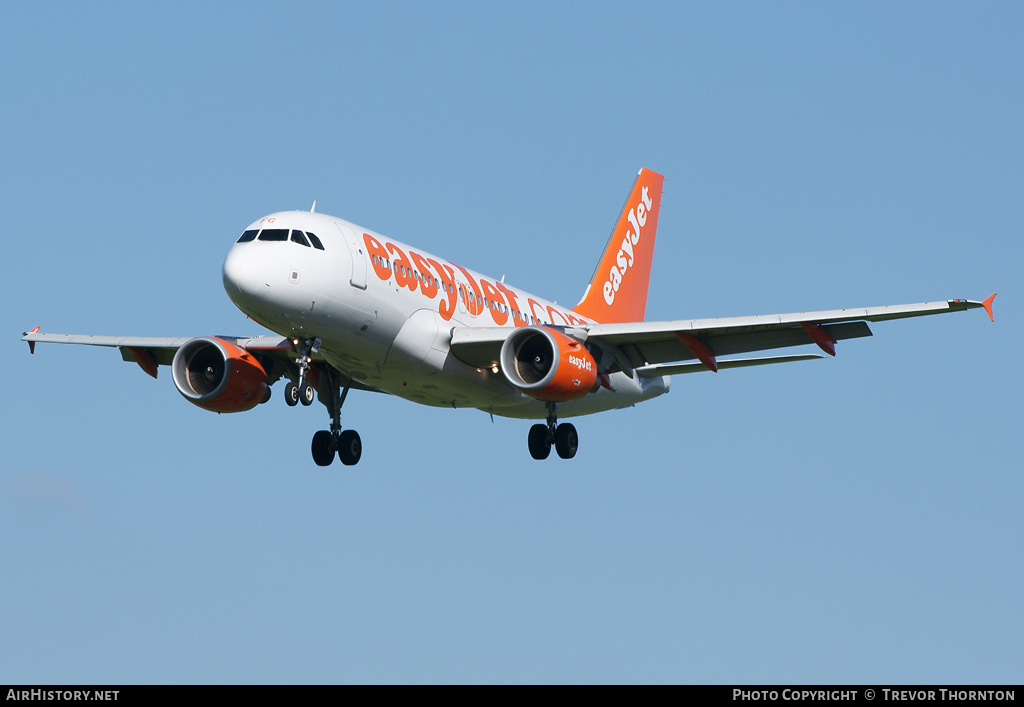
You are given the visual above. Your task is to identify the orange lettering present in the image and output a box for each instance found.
[410,251,438,299]
[547,306,571,326]
[452,264,484,316]
[363,233,392,281]
[528,298,547,325]
[495,282,529,326]
[386,243,417,292]
[479,279,509,325]
[427,258,457,321]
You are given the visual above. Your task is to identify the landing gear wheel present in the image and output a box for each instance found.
[338,429,362,466]
[285,381,299,407]
[299,380,315,406]
[554,423,578,459]
[261,387,272,404]
[528,424,551,460]
[311,430,335,466]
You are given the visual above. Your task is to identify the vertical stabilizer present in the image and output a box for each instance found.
[573,169,664,324]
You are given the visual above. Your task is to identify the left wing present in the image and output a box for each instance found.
[450,295,996,375]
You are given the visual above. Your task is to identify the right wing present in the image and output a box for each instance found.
[22,330,294,380]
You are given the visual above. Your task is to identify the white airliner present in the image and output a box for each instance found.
[23,169,995,465]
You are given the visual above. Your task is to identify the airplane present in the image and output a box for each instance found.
[22,168,996,466]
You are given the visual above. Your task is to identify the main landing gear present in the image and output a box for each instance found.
[310,366,361,467]
[528,402,578,460]
[283,338,362,467]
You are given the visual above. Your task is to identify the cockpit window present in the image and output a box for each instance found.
[258,228,289,241]
[306,232,325,250]
[241,227,324,249]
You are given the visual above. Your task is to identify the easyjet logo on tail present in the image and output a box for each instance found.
[603,185,653,305]
[573,169,664,324]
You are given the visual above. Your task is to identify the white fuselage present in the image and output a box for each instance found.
[221,211,669,419]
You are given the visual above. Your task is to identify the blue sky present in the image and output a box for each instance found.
[2,1,1021,684]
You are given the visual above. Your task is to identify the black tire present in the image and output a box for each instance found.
[528,424,551,460]
[311,430,334,466]
[260,386,272,404]
[338,429,362,466]
[284,381,299,407]
[554,423,578,459]
[299,380,315,406]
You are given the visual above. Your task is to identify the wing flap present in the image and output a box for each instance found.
[636,353,825,377]
[629,321,872,366]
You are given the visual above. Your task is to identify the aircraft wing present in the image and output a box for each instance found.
[449,295,996,375]
[21,330,292,369]
[22,330,321,385]
[21,329,384,394]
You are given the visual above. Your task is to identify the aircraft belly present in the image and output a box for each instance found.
[490,372,671,420]
[375,312,524,408]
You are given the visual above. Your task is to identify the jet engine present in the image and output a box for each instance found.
[171,337,268,413]
[499,326,598,402]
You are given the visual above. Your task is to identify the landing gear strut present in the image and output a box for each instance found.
[309,367,361,467]
[280,339,362,467]
[528,402,577,460]
[285,337,319,407]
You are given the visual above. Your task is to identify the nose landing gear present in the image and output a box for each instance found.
[528,402,578,460]
[285,337,319,407]
[284,379,315,406]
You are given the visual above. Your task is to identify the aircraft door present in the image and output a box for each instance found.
[334,222,367,290]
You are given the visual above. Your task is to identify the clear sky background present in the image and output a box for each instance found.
[2,2,1021,684]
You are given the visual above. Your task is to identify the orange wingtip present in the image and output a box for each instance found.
[982,293,996,322]
[26,325,40,354]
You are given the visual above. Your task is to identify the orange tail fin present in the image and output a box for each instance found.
[573,168,664,324]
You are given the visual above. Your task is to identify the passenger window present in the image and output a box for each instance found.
[306,232,325,250]
[237,230,258,243]
[258,228,289,241]
[291,230,311,247]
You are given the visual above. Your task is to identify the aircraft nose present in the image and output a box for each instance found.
[222,245,266,304]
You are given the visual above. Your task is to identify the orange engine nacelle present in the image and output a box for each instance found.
[499,326,598,403]
[171,337,268,413]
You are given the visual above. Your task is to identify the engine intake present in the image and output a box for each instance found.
[171,337,268,413]
[499,326,598,402]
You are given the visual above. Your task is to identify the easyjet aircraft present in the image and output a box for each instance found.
[23,169,995,465]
